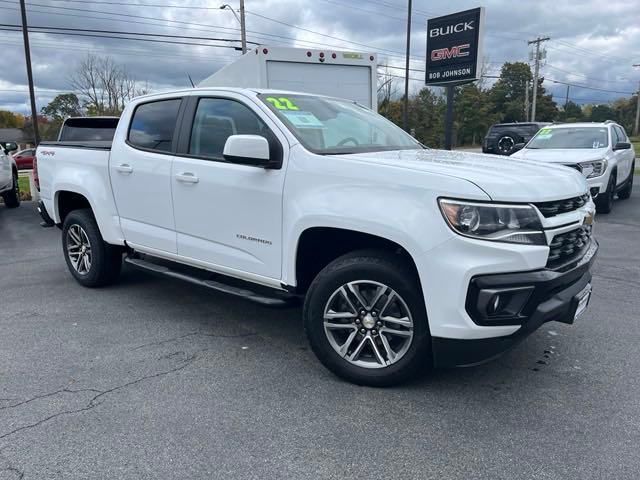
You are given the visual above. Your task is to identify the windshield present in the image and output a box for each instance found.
[258,93,423,155]
[527,127,609,149]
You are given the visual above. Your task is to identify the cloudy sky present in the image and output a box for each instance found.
[1,0,639,114]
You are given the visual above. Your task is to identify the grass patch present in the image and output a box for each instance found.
[18,175,31,201]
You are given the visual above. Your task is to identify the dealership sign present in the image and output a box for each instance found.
[425,7,485,85]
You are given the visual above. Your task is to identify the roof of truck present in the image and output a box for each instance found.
[132,87,333,102]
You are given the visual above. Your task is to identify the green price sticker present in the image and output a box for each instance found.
[266,97,299,110]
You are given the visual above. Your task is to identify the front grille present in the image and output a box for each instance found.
[547,226,592,270]
[534,193,590,218]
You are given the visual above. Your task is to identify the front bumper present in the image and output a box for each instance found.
[587,178,607,197]
[432,239,598,368]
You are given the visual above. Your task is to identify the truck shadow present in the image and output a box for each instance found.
[115,264,563,393]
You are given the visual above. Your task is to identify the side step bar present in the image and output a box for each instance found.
[124,256,297,307]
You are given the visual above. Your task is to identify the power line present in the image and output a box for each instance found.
[550,95,614,105]
[0,23,255,45]
[0,26,245,49]
[544,63,631,85]
[0,1,425,61]
[0,0,241,33]
[316,0,426,28]
[13,0,421,57]
[246,10,424,58]
[0,34,236,62]
[553,39,632,64]
[544,77,634,95]
[31,0,227,9]
[545,44,623,66]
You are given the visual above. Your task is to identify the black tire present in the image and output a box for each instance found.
[62,209,122,287]
[617,162,634,200]
[1,170,20,208]
[595,172,616,214]
[303,250,431,387]
[496,131,520,155]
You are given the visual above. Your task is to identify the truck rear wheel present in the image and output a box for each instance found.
[62,209,122,287]
[2,170,20,208]
[303,250,431,387]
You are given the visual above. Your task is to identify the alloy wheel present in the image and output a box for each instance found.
[323,280,414,369]
[497,136,515,154]
[66,224,92,275]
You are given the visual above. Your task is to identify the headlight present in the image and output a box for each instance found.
[438,199,546,245]
[579,159,607,178]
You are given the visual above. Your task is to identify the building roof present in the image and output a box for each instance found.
[0,128,29,142]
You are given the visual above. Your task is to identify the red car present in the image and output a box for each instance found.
[13,148,35,170]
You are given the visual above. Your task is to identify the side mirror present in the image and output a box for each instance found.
[223,134,276,168]
[511,142,526,153]
[613,141,631,151]
[3,142,18,153]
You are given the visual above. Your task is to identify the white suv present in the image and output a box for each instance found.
[0,141,20,208]
[510,122,635,213]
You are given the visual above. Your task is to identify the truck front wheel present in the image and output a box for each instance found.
[62,209,122,287]
[303,250,431,387]
[595,172,616,214]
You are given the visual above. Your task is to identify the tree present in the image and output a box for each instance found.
[558,101,584,122]
[41,93,82,121]
[377,67,398,117]
[379,87,445,147]
[610,96,637,133]
[409,88,446,148]
[589,104,616,123]
[489,62,532,122]
[0,110,24,128]
[532,77,559,122]
[454,84,498,145]
[69,54,146,115]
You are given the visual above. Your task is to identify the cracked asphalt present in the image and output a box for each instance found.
[1,186,639,480]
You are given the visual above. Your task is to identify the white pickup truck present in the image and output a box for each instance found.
[37,88,598,386]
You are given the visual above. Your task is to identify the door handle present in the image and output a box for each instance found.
[115,164,133,174]
[175,172,199,184]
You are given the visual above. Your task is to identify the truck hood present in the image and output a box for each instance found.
[341,149,588,202]
[510,147,608,165]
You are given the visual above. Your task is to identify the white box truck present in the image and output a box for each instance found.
[199,46,378,111]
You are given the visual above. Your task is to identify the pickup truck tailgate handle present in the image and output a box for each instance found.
[115,164,133,174]
[175,172,199,184]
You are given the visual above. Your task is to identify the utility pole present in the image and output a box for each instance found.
[633,64,640,137]
[528,36,549,122]
[220,2,246,53]
[444,86,454,150]
[402,0,412,132]
[524,80,529,121]
[239,0,247,54]
[19,0,40,145]
[564,84,570,109]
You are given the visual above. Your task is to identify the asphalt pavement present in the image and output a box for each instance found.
[1,186,639,479]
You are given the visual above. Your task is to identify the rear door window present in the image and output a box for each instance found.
[128,99,182,153]
[59,118,119,141]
